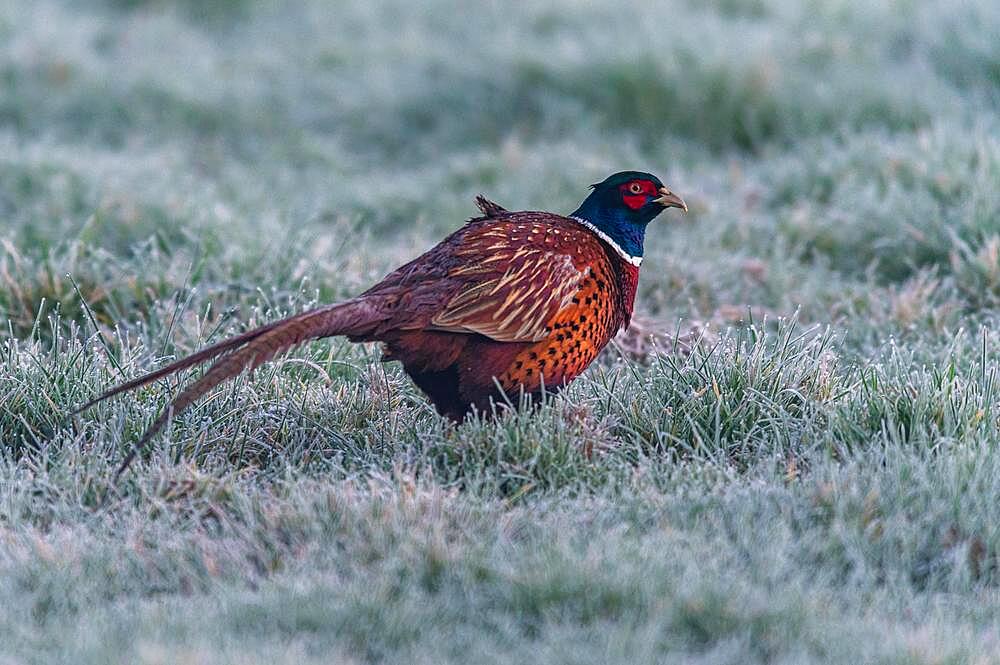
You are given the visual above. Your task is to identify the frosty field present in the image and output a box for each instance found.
[3,1,1000,662]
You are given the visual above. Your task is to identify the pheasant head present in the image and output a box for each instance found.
[570,170,686,265]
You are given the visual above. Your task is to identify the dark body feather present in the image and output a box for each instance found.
[363,210,640,418]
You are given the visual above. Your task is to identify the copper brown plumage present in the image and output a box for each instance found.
[77,171,687,477]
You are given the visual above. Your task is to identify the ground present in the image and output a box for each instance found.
[2,1,1000,663]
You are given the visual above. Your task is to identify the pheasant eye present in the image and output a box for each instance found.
[628,182,644,195]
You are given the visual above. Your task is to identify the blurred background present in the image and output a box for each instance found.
[3,0,999,347]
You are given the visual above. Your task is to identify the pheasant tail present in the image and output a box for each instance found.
[78,298,388,479]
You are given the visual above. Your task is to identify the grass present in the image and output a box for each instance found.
[3,0,1000,662]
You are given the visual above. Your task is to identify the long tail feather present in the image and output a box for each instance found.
[74,318,290,414]
[75,298,385,480]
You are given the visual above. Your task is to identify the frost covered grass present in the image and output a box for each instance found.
[3,0,1000,662]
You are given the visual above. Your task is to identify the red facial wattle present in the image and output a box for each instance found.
[619,179,657,210]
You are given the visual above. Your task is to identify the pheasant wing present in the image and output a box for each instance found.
[428,225,587,342]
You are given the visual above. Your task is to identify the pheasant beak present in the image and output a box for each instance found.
[653,186,687,212]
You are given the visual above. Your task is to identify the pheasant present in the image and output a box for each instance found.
[78,171,687,476]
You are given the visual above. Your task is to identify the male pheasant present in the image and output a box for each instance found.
[79,171,687,476]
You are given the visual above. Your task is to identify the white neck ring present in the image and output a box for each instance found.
[569,216,643,267]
